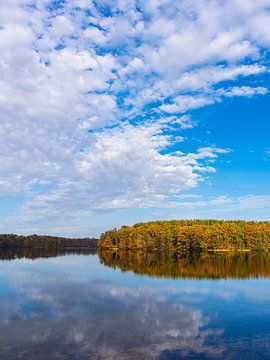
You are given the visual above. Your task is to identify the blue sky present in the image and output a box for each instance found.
[0,0,270,237]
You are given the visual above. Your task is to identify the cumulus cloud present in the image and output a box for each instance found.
[18,122,228,221]
[160,95,214,114]
[0,0,269,227]
[218,86,268,97]
[160,86,267,114]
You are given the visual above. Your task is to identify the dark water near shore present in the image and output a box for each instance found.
[1,251,270,359]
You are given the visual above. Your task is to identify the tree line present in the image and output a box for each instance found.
[0,234,98,250]
[99,220,270,252]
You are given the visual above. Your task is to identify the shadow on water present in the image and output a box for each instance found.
[98,249,270,279]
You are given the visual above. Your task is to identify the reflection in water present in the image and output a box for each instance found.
[99,249,270,279]
[0,247,97,260]
[1,252,270,359]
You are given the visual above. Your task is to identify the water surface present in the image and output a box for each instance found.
[1,251,270,359]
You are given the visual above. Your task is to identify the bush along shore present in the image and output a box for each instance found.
[98,220,270,252]
[0,234,98,250]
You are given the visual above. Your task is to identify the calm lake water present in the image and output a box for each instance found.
[1,251,270,359]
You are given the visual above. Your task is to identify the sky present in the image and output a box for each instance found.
[0,0,270,237]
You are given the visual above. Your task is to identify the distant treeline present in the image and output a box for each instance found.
[0,234,98,250]
[99,250,270,279]
[99,220,270,252]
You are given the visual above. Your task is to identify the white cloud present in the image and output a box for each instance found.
[18,122,227,220]
[149,194,270,220]
[160,86,267,114]
[0,0,269,230]
[160,95,214,114]
[218,86,268,97]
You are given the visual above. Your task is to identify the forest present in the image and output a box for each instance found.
[99,220,270,252]
[0,234,98,250]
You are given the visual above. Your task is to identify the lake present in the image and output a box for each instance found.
[1,251,270,359]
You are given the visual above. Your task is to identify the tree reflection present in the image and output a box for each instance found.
[0,248,97,260]
[99,250,270,279]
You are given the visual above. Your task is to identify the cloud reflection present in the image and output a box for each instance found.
[0,255,225,359]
